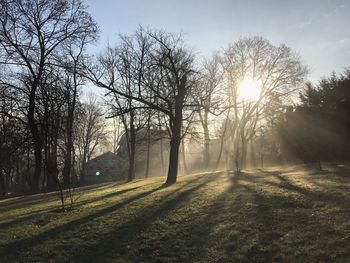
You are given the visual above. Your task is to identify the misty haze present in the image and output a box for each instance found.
[1,0,350,262]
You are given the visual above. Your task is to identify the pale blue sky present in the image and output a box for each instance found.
[84,0,350,83]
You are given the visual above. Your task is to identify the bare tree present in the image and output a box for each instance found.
[0,0,98,192]
[37,69,66,190]
[75,95,108,182]
[221,36,308,172]
[196,54,225,167]
[62,37,93,186]
[102,41,148,182]
[86,27,198,185]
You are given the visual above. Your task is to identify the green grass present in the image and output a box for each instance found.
[1,165,350,262]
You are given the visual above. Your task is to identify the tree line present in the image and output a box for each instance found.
[277,70,350,168]
[0,0,104,195]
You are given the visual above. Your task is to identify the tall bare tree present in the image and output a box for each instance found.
[62,37,93,186]
[75,95,108,182]
[196,54,225,166]
[86,27,197,185]
[221,36,308,172]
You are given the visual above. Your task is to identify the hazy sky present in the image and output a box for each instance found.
[84,0,350,83]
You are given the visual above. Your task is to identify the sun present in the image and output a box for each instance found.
[238,77,262,101]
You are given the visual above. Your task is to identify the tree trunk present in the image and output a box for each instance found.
[46,157,58,191]
[233,129,241,173]
[80,146,88,183]
[203,113,210,166]
[240,137,247,169]
[63,73,78,186]
[127,130,136,182]
[63,116,73,186]
[165,76,186,185]
[127,110,136,182]
[213,118,228,171]
[166,134,181,184]
[63,143,72,185]
[28,85,42,193]
[181,139,188,175]
[158,114,165,176]
[160,137,165,176]
[47,137,59,191]
[63,107,73,186]
[204,129,210,166]
[166,116,182,185]
[31,134,42,193]
[145,116,151,178]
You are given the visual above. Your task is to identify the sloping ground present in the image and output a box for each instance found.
[1,165,350,262]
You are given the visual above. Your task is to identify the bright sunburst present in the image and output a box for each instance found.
[238,77,262,101]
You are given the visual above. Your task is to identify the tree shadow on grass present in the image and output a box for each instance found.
[222,171,350,262]
[0,195,59,213]
[0,173,213,262]
[87,171,308,262]
[68,173,219,262]
[0,181,128,213]
[149,170,350,262]
[140,177,239,262]
[0,186,142,232]
[0,207,54,229]
[0,185,165,261]
[74,186,142,207]
[242,169,350,209]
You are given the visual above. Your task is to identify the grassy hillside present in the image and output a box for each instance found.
[1,165,350,262]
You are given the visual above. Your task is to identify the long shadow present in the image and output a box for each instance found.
[70,173,218,262]
[224,172,343,262]
[0,186,141,231]
[0,181,123,212]
[225,173,285,262]
[74,186,141,207]
[240,170,350,209]
[0,207,53,229]
[0,195,59,213]
[126,171,301,262]
[148,177,237,262]
[253,188,347,261]
[0,182,147,215]
[0,185,163,259]
[208,170,349,262]
[0,173,212,261]
[238,183,289,262]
